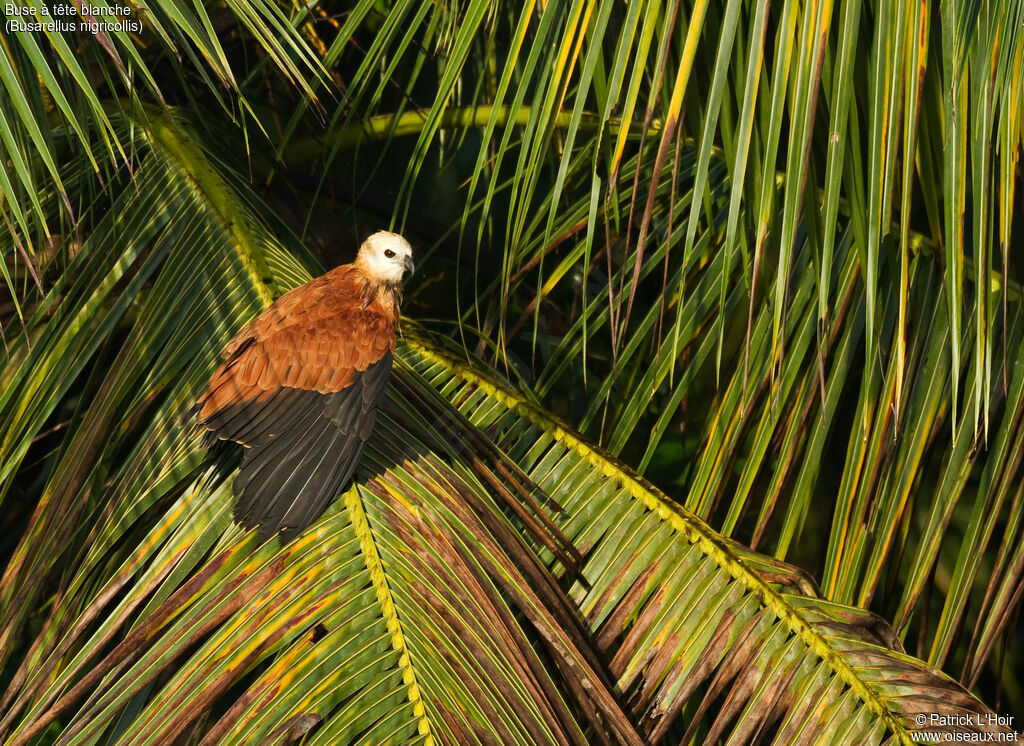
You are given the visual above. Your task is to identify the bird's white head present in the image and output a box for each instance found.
[356,231,415,286]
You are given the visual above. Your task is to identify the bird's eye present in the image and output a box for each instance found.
[384,249,395,258]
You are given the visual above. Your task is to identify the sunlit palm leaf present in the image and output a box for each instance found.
[0,107,281,676]
[403,338,1014,743]
[0,319,1010,743]
[1,109,1014,742]
[342,0,1023,697]
[2,0,1023,733]
[0,0,323,312]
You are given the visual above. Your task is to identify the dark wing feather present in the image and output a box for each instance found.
[231,354,392,540]
[197,264,398,541]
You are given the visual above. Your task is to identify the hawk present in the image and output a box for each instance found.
[198,231,414,541]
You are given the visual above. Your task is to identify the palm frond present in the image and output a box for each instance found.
[1,315,1010,742]
[0,0,323,313]
[3,0,1024,733]
[1,112,1014,742]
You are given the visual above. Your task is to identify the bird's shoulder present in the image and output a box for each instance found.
[223,264,396,360]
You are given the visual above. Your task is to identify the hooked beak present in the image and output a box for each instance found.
[403,255,416,277]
